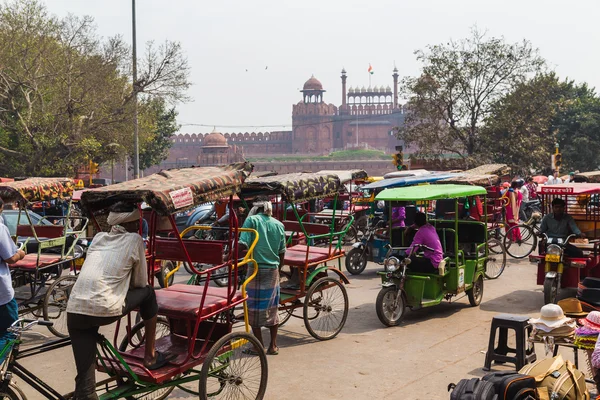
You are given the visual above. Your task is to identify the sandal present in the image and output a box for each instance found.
[267,348,279,355]
[145,351,175,371]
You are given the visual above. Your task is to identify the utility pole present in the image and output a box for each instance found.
[132,0,140,179]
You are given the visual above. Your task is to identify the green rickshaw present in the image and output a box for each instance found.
[374,184,489,326]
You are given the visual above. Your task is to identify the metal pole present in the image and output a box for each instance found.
[132,0,140,179]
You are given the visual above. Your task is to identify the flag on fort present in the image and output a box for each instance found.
[368,64,374,75]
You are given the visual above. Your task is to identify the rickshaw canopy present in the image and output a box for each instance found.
[375,184,487,201]
[361,173,460,191]
[242,172,341,202]
[80,162,252,215]
[573,171,600,183]
[540,183,600,195]
[0,177,74,204]
[315,169,368,183]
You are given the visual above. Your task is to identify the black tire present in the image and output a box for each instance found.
[0,383,27,400]
[487,236,503,255]
[213,266,229,288]
[303,277,349,340]
[544,276,560,305]
[484,239,506,279]
[343,224,358,244]
[375,286,406,327]
[504,224,537,259]
[157,260,176,288]
[278,305,294,327]
[467,275,484,306]
[183,262,195,274]
[345,247,367,275]
[199,331,268,400]
[43,275,77,338]
[355,215,369,240]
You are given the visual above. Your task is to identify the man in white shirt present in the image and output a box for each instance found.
[547,170,563,185]
[67,202,170,400]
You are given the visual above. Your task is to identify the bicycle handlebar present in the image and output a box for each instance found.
[8,318,53,333]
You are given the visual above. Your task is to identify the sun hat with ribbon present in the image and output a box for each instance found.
[558,298,588,318]
[579,311,600,331]
[529,304,572,329]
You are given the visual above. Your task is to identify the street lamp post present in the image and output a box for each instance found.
[132,0,140,179]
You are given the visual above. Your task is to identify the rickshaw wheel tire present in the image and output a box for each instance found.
[303,277,349,340]
[355,216,369,239]
[467,275,484,307]
[199,331,268,400]
[43,275,78,338]
[375,287,406,327]
[157,260,175,289]
[503,224,537,259]
[543,276,559,305]
[343,225,358,244]
[345,248,367,275]
[278,305,294,327]
[484,239,506,280]
[0,382,27,400]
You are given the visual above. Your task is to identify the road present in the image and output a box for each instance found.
[15,256,589,400]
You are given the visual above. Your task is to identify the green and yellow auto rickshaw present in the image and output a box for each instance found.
[374,184,491,326]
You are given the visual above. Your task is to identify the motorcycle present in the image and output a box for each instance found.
[541,233,577,304]
[344,220,389,275]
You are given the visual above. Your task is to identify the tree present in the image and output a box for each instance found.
[135,98,179,171]
[0,0,190,177]
[398,27,545,167]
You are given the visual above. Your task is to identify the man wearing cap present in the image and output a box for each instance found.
[67,202,170,400]
[539,197,585,257]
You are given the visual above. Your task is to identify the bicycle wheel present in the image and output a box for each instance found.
[487,236,503,255]
[43,275,77,338]
[504,224,537,259]
[0,383,27,400]
[303,277,349,340]
[484,238,506,279]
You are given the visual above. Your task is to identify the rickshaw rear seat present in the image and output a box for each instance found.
[155,284,243,319]
[282,220,331,236]
[9,253,62,270]
[16,225,64,238]
[153,237,225,265]
[284,249,332,266]
[287,245,333,255]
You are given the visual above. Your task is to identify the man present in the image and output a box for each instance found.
[67,202,170,400]
[525,177,538,200]
[406,212,443,274]
[547,170,563,185]
[0,212,25,338]
[539,198,585,257]
[239,197,285,355]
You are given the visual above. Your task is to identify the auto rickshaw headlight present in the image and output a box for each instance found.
[546,244,562,256]
[385,256,399,272]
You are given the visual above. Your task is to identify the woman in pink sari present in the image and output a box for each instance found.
[505,181,523,240]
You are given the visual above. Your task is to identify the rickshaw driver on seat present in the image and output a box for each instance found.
[539,197,585,258]
[67,202,173,400]
[405,212,444,274]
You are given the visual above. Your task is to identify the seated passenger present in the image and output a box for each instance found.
[67,202,172,400]
[406,212,444,274]
[539,197,585,258]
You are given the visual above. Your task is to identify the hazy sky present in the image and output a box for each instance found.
[46,0,600,135]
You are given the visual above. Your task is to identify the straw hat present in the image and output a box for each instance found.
[529,304,572,329]
[579,311,600,331]
[557,298,588,318]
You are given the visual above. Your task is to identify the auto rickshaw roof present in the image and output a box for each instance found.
[375,184,487,201]
[80,162,252,215]
[315,170,368,183]
[539,183,600,195]
[362,173,461,191]
[572,171,600,183]
[0,177,74,203]
[241,172,341,202]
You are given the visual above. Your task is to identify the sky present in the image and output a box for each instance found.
[45,0,600,135]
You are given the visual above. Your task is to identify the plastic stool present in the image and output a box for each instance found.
[483,314,536,371]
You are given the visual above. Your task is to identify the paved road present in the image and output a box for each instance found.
[15,256,589,399]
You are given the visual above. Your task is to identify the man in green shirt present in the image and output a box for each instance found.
[239,197,286,355]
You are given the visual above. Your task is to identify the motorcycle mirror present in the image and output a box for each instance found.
[403,257,411,265]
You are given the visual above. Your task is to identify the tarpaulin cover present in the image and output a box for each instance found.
[0,178,74,203]
[242,172,341,202]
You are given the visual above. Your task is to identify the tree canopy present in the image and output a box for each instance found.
[0,0,190,177]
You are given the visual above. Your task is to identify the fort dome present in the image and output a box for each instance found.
[202,130,228,147]
[303,75,323,91]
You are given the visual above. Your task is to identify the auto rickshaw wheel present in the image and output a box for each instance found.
[543,276,560,304]
[467,275,484,306]
[43,275,77,338]
[303,277,349,340]
[199,331,268,400]
[375,286,406,327]
[157,260,176,288]
[345,247,367,275]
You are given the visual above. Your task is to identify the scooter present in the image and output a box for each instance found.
[344,220,389,275]
[541,233,577,304]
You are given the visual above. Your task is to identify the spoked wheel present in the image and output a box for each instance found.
[199,331,268,400]
[0,383,27,400]
[119,318,174,400]
[484,239,506,279]
[278,305,294,327]
[504,224,537,259]
[343,225,358,244]
[375,287,406,327]
[355,216,369,240]
[157,260,176,288]
[43,275,77,338]
[213,266,229,288]
[487,236,503,255]
[467,275,484,306]
[544,275,560,304]
[303,277,349,340]
[345,247,367,275]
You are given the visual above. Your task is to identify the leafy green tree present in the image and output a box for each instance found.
[135,98,179,171]
[398,27,545,167]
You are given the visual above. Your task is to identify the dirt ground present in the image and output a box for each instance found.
[14,257,594,399]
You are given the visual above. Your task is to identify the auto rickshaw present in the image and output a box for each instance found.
[374,184,489,326]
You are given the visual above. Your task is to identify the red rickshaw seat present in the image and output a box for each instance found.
[9,254,62,270]
[284,249,330,266]
[155,284,243,319]
[287,245,333,255]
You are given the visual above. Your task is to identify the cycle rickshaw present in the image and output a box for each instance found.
[0,178,88,337]
[241,172,351,340]
[1,163,268,399]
